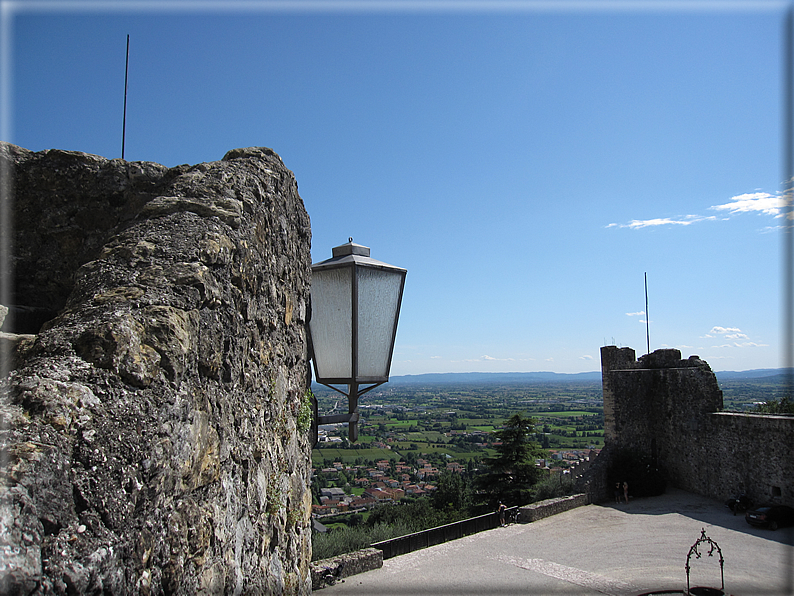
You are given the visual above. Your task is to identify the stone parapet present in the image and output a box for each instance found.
[519,494,588,522]
[310,548,383,590]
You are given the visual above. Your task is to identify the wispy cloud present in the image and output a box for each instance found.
[579,355,594,361]
[707,326,741,334]
[710,192,788,217]
[607,190,791,230]
[705,326,746,339]
[626,311,650,325]
[463,355,516,363]
[702,326,766,348]
[607,215,715,229]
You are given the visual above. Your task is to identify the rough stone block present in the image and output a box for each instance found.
[310,548,384,590]
[519,494,588,522]
[0,143,314,594]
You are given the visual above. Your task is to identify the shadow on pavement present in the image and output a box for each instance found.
[595,487,794,547]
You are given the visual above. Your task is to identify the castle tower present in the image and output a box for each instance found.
[600,346,636,445]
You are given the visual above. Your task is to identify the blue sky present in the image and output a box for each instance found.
[2,1,791,375]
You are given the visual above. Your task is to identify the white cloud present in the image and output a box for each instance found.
[579,355,594,361]
[607,215,715,229]
[464,355,516,363]
[706,326,766,349]
[626,311,645,317]
[709,326,742,335]
[608,190,792,231]
[710,192,788,218]
[725,333,749,340]
[712,341,768,349]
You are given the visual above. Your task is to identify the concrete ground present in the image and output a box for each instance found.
[320,488,793,595]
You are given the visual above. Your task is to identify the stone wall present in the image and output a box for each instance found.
[0,144,314,595]
[309,548,383,591]
[593,346,794,508]
[518,494,588,523]
[699,412,794,506]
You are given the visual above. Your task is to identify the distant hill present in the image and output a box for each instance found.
[715,368,794,381]
[312,368,791,390]
[381,368,793,385]
[387,371,602,384]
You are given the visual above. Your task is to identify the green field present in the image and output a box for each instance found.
[534,411,597,417]
[313,448,398,465]
[312,379,608,465]
[313,442,494,467]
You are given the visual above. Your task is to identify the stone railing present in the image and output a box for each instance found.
[310,494,589,587]
[310,548,383,590]
[518,494,589,522]
[371,510,499,559]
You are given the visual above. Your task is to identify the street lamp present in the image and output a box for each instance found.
[308,239,407,445]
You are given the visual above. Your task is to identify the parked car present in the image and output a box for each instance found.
[745,504,794,530]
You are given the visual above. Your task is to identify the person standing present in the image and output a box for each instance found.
[498,502,506,527]
[623,481,629,504]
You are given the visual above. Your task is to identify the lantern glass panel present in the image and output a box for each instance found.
[357,267,403,378]
[310,266,352,380]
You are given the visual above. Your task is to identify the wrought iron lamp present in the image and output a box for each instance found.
[308,239,406,446]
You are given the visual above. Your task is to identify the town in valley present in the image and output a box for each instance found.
[310,371,785,522]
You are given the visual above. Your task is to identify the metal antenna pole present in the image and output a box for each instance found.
[122,35,129,160]
[645,272,650,355]
[785,9,793,391]
[783,13,794,596]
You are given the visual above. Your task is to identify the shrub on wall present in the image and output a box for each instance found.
[311,520,414,561]
[531,474,576,502]
[754,396,794,414]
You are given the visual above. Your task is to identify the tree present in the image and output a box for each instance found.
[754,395,794,414]
[474,412,545,510]
[366,499,447,532]
[466,459,475,476]
[432,470,471,516]
[347,513,363,527]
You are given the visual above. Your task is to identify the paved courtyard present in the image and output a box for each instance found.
[321,488,793,595]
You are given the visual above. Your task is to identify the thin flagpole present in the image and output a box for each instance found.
[645,272,650,355]
[122,34,129,160]
[783,9,793,595]
[785,10,793,380]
